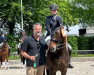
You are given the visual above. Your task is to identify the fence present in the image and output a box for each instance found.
[72,50,94,55]
[10,51,18,57]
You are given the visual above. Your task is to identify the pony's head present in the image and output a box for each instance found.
[2,42,8,51]
[49,26,67,52]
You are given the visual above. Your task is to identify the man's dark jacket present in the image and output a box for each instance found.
[46,15,63,36]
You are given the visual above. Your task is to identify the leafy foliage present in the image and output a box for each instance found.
[0,0,79,34]
[71,0,94,27]
[78,37,89,50]
[7,34,19,52]
[68,36,78,50]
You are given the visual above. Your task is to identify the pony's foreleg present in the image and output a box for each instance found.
[6,54,8,62]
[61,68,67,75]
[1,56,6,69]
[49,69,56,75]
[49,72,56,75]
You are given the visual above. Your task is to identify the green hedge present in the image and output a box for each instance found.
[89,36,94,50]
[78,37,90,50]
[68,36,94,50]
[6,34,94,52]
[68,36,78,50]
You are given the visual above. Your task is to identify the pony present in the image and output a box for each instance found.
[17,35,27,68]
[0,42,9,69]
[17,43,26,68]
[46,26,69,75]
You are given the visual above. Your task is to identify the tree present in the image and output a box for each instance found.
[0,0,20,34]
[0,0,79,34]
[56,0,78,31]
[23,0,78,31]
[0,0,32,34]
[18,0,79,32]
[71,0,94,28]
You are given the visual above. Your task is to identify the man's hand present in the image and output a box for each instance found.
[29,54,39,62]
[30,56,36,62]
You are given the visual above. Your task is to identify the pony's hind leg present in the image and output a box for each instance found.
[6,55,9,69]
[0,57,1,68]
[21,56,25,68]
[23,57,25,65]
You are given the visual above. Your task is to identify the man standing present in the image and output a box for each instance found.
[21,23,48,75]
[45,4,73,68]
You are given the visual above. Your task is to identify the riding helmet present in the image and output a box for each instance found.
[50,4,58,10]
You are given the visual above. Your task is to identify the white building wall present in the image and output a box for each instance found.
[86,27,94,33]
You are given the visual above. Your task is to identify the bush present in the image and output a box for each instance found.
[7,34,94,53]
[78,36,89,50]
[89,36,94,50]
[7,34,19,52]
[68,36,78,50]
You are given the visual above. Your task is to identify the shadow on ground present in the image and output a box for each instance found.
[9,66,21,69]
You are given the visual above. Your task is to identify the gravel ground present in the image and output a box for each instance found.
[0,57,94,75]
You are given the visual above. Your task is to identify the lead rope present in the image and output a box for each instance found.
[34,54,39,75]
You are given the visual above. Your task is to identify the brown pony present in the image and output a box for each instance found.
[17,35,27,68]
[0,42,9,68]
[46,26,69,75]
[17,44,26,68]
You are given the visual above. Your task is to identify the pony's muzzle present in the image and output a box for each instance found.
[49,46,56,52]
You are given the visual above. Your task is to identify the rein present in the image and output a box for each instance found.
[56,43,66,50]
[56,39,67,59]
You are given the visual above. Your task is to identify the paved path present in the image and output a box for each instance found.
[0,57,94,75]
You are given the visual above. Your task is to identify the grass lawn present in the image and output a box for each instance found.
[8,55,20,60]
[72,54,94,57]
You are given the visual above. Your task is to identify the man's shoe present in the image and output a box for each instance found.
[68,64,73,68]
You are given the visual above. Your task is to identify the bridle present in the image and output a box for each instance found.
[50,26,66,51]
[2,43,8,51]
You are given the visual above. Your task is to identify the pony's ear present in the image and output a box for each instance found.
[61,29,66,37]
[60,24,65,37]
